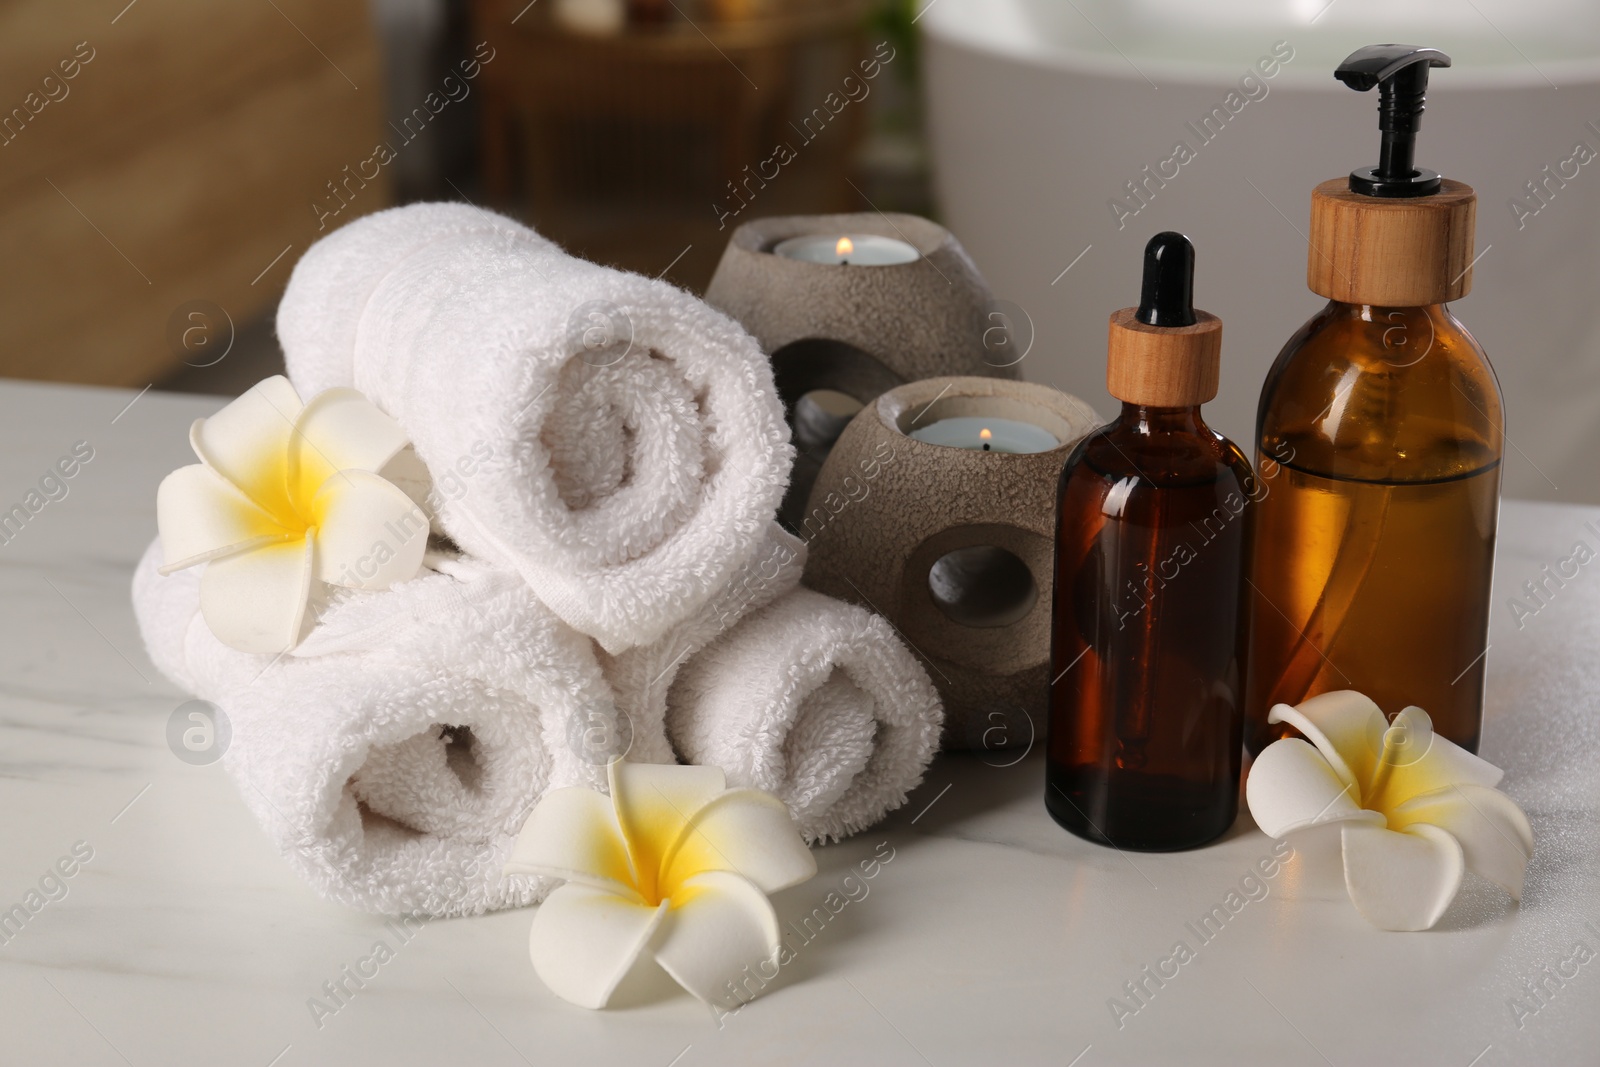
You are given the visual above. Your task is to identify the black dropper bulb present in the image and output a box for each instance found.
[1135,232,1197,328]
[1334,44,1452,198]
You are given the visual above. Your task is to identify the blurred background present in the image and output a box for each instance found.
[3,0,1597,503]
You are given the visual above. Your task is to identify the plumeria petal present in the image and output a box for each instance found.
[310,469,428,589]
[1257,692,1532,932]
[512,762,816,1009]
[156,463,291,572]
[1267,691,1386,792]
[1388,784,1533,900]
[198,538,313,654]
[528,882,666,1009]
[661,789,819,897]
[609,761,727,901]
[165,377,426,653]
[379,445,436,515]
[1363,706,1504,812]
[1342,821,1464,931]
[288,388,410,505]
[189,376,303,522]
[650,870,781,1006]
[505,786,635,896]
[1246,738,1384,838]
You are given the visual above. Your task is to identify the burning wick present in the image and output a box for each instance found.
[836,236,853,265]
[980,427,993,451]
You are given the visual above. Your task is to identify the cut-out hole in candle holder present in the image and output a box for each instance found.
[772,338,903,532]
[772,338,902,417]
[928,546,1037,628]
[794,389,864,453]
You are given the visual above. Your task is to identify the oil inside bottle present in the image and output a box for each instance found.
[1243,456,1499,755]
[1243,300,1502,754]
[1046,407,1250,852]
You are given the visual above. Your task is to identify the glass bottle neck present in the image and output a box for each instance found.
[1328,299,1450,321]
[1118,402,1208,435]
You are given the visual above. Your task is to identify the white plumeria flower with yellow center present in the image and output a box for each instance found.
[506,760,817,1009]
[1246,690,1533,931]
[156,375,427,654]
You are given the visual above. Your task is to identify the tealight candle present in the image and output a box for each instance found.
[909,416,1059,454]
[772,234,921,266]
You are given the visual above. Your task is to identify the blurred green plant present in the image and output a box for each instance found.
[867,0,920,84]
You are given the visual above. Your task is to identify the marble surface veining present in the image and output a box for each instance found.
[0,380,1596,1066]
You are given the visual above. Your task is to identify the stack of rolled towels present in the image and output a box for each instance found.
[131,204,942,917]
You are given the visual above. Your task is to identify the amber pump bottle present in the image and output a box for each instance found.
[1046,233,1252,852]
[1244,45,1503,756]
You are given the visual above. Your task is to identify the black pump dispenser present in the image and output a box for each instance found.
[1134,231,1197,327]
[1334,44,1451,198]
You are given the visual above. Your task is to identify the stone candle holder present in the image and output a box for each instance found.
[705,212,1018,525]
[800,376,1101,750]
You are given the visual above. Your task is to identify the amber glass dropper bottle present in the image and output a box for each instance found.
[1045,232,1253,852]
[1244,45,1503,757]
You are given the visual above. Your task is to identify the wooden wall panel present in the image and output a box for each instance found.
[0,0,390,384]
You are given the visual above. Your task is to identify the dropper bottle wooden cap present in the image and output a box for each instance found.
[1307,44,1476,307]
[1107,232,1221,408]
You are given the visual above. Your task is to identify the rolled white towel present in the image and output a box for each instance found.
[276,205,792,653]
[600,521,805,765]
[131,538,635,916]
[277,202,546,398]
[666,587,944,844]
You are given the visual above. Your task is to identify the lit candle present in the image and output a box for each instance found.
[909,416,1059,454]
[772,234,921,266]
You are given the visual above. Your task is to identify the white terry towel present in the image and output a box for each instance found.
[132,538,636,916]
[666,587,944,844]
[600,521,806,766]
[276,204,793,653]
[276,202,546,399]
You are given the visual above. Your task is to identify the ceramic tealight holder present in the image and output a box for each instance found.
[800,376,1100,750]
[705,212,1018,525]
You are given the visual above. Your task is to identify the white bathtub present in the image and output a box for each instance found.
[923,0,1600,503]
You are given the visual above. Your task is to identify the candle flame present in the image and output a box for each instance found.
[980,428,993,441]
[836,236,854,258]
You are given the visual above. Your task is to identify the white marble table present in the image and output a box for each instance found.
[0,379,1596,1066]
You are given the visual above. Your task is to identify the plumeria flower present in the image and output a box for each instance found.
[506,760,817,1009]
[1246,690,1533,931]
[156,376,427,654]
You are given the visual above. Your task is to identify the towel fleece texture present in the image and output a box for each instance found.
[130,205,945,916]
[277,203,793,653]
[132,539,626,916]
[667,587,944,844]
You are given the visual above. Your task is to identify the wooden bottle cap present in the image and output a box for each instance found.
[1308,177,1476,306]
[1106,307,1222,407]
